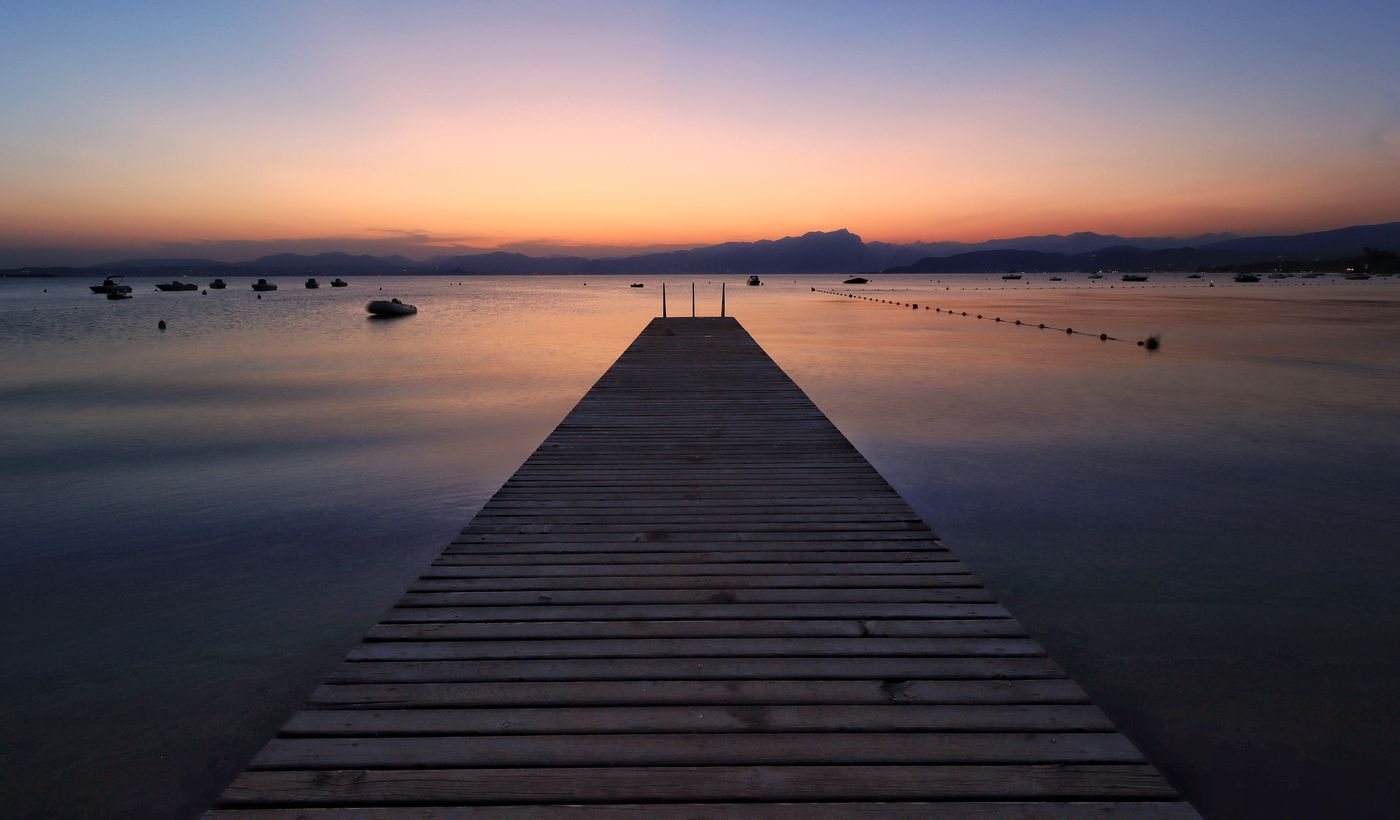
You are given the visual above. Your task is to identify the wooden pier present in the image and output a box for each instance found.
[212,317,1196,817]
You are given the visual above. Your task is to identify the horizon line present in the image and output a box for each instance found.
[6,216,1399,269]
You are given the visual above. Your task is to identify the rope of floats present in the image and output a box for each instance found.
[811,288,1161,350]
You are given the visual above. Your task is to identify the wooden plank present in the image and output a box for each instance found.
[211,317,1194,816]
[451,531,942,544]
[385,602,1006,622]
[405,575,979,592]
[326,657,1069,683]
[218,764,1178,805]
[345,637,1044,661]
[420,559,957,570]
[442,539,947,554]
[364,619,1027,641]
[280,705,1113,736]
[429,550,955,565]
[387,594,1001,613]
[250,731,1146,769]
[306,679,1092,708]
[207,803,1203,819]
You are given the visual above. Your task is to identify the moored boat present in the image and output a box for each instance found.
[1121,274,1148,282]
[251,278,277,291]
[367,298,417,317]
[330,278,348,287]
[842,276,869,284]
[305,278,320,289]
[155,281,198,291]
[747,275,762,286]
[89,275,132,294]
[1002,274,1022,280]
[1088,272,1105,279]
[630,283,644,288]
[209,278,227,289]
[1234,273,1261,282]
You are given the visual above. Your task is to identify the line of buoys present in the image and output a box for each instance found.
[810,287,1158,349]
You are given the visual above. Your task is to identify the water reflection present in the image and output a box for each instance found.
[1,274,1397,818]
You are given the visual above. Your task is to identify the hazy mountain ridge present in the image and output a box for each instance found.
[887,222,1400,273]
[12,222,1398,276]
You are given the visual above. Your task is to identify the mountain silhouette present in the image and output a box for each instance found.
[12,221,1398,276]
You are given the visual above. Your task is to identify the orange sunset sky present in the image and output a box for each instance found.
[2,1,1398,265]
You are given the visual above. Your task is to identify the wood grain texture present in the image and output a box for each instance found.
[210,317,1195,817]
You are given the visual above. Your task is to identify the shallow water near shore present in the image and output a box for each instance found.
[2,273,1398,818]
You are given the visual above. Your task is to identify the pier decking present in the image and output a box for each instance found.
[212,317,1196,817]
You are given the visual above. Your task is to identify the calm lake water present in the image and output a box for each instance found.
[2,273,1398,818]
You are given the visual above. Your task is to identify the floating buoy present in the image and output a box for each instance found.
[158,319,167,330]
[202,289,208,295]
[1015,320,1021,325]
[1100,333,1108,341]
[1145,336,1160,350]
[257,294,261,299]
[1039,323,1045,329]
[1137,340,1145,346]
[1066,327,1073,334]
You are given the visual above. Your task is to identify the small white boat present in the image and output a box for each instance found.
[367,298,417,317]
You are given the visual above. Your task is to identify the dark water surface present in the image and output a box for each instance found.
[2,273,1397,818]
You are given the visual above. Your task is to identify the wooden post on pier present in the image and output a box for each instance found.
[661,282,667,318]
[211,317,1196,817]
[691,282,695,317]
[721,281,726,317]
